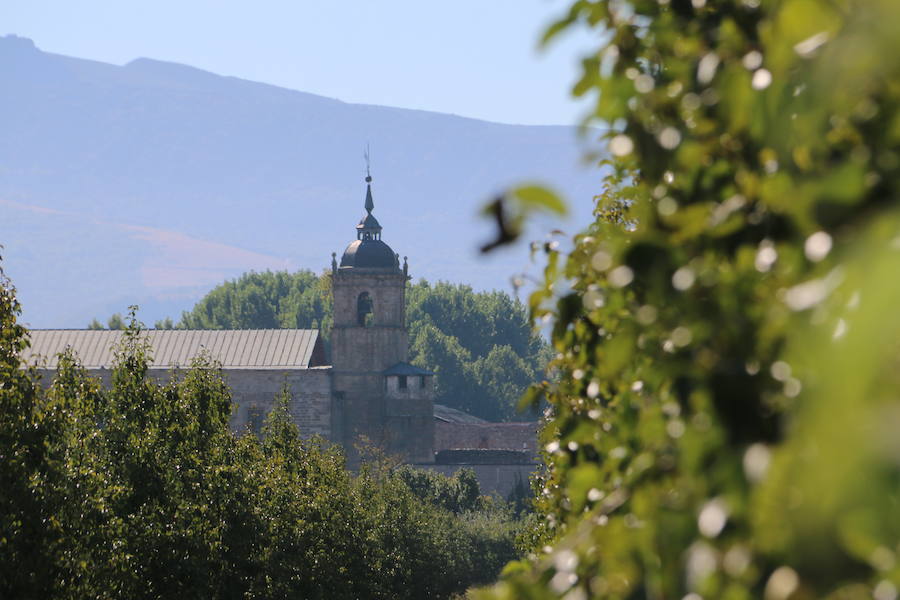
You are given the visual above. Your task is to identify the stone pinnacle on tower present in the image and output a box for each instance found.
[364,175,374,214]
[364,144,374,214]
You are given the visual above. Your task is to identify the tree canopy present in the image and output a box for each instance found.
[475,1,900,599]
[178,270,333,332]
[406,280,549,421]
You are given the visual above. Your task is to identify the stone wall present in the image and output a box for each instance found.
[434,421,539,455]
[226,367,333,439]
[385,374,434,463]
[419,463,538,498]
[435,449,533,464]
[330,326,408,373]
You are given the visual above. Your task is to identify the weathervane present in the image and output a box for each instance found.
[364,143,372,182]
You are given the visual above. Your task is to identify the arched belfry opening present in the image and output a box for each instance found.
[357,291,374,326]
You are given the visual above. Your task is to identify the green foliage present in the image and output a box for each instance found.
[106,312,126,330]
[475,1,900,599]
[395,465,482,514]
[0,272,522,599]
[87,312,126,329]
[178,269,333,333]
[154,317,174,329]
[406,280,549,421]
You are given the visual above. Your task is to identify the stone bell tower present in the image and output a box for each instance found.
[331,172,434,465]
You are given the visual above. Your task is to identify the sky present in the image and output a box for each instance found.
[1,0,597,126]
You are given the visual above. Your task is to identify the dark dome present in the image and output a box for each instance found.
[340,239,397,269]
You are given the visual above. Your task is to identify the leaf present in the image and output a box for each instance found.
[539,4,582,48]
[517,383,545,412]
[510,185,568,216]
[480,186,567,252]
[567,463,604,513]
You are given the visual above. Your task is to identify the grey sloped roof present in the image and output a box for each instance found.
[383,361,434,376]
[433,403,486,424]
[23,329,324,369]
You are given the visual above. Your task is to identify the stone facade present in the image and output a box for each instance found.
[383,373,436,465]
[434,421,539,455]
[331,221,435,464]
[227,368,333,438]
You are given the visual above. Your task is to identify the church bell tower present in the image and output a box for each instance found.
[330,172,434,464]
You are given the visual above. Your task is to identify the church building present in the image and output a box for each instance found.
[25,174,536,494]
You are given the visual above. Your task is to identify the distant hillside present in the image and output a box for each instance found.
[0,35,602,327]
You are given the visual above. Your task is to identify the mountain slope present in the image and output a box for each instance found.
[0,35,600,327]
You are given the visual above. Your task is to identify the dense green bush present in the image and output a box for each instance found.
[0,273,520,599]
[475,1,900,599]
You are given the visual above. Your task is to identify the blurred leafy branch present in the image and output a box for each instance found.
[477,0,900,598]
[481,184,568,253]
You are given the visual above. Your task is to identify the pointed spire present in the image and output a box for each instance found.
[356,169,382,241]
[364,144,374,213]
[364,174,374,214]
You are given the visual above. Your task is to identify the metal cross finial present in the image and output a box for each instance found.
[364,144,372,183]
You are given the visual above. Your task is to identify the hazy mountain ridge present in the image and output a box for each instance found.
[0,35,601,327]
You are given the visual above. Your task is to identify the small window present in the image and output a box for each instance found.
[398,375,408,390]
[419,376,426,389]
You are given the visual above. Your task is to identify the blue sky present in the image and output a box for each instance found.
[2,0,597,125]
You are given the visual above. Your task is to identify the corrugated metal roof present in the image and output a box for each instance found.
[23,329,322,369]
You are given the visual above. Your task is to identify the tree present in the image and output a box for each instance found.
[410,323,475,410]
[470,345,538,422]
[406,280,548,421]
[394,465,482,514]
[475,1,900,599]
[177,270,331,331]
[154,317,174,329]
[86,313,126,329]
